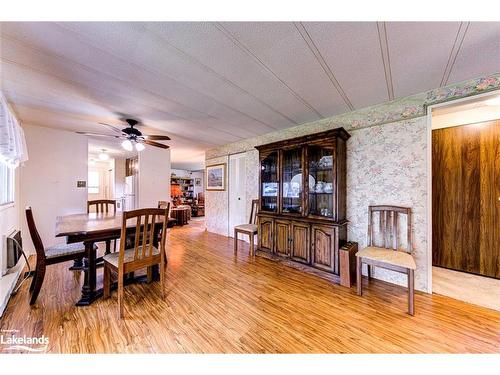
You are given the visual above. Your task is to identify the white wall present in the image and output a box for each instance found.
[20,124,88,253]
[138,145,171,208]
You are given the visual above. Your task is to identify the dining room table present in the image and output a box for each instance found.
[55,212,176,306]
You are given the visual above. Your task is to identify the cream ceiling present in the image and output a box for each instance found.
[1,22,499,169]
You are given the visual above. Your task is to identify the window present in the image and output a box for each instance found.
[88,171,100,194]
[0,163,14,206]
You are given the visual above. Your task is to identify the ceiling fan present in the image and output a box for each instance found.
[77,118,171,151]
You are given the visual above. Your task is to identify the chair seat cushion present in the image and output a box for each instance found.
[234,223,258,233]
[356,246,416,270]
[45,242,94,259]
[103,246,160,268]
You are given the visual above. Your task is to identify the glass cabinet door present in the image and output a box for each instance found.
[260,151,278,212]
[281,148,303,214]
[308,145,334,218]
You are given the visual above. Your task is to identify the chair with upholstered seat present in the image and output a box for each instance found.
[25,207,96,305]
[234,199,259,256]
[103,205,170,319]
[356,205,416,315]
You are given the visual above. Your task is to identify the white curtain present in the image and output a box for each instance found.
[0,91,28,167]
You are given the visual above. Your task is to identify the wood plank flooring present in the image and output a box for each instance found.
[1,219,499,353]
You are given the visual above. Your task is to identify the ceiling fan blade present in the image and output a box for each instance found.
[144,140,170,149]
[143,135,171,141]
[99,122,126,135]
[76,131,124,139]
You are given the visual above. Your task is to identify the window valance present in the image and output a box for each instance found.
[0,91,28,167]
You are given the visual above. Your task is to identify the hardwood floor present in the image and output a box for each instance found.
[1,219,499,353]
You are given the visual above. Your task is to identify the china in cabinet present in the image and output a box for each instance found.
[256,127,350,278]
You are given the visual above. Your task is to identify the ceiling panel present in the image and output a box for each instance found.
[142,22,321,125]
[302,22,388,109]
[448,22,500,84]
[217,22,349,119]
[386,22,460,98]
[56,22,297,129]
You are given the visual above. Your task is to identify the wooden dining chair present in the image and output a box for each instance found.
[25,207,97,305]
[234,199,259,256]
[356,205,416,315]
[87,199,117,254]
[103,205,170,319]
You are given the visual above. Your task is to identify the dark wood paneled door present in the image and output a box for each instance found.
[432,120,500,279]
[258,217,274,253]
[311,225,338,273]
[291,221,310,264]
[275,220,291,257]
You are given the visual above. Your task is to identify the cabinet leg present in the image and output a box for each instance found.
[356,257,362,296]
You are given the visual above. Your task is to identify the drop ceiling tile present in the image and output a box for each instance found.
[447,22,500,84]
[143,22,320,124]
[217,22,349,119]
[303,22,388,109]
[386,22,460,98]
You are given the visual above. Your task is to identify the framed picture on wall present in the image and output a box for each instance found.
[206,163,226,191]
[195,177,202,187]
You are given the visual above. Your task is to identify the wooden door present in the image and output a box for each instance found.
[275,220,291,257]
[291,222,310,264]
[258,217,274,253]
[432,120,500,278]
[311,225,338,273]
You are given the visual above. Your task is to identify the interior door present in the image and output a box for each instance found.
[432,120,500,278]
[229,152,247,238]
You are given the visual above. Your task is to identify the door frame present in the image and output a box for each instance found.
[425,90,500,294]
[228,152,247,238]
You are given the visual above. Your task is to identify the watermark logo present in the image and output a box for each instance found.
[0,329,49,353]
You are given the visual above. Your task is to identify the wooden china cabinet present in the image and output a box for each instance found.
[256,128,351,279]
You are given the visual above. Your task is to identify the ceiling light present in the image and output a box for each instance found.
[121,139,133,151]
[88,159,96,166]
[98,150,109,161]
[135,142,145,151]
[484,97,500,106]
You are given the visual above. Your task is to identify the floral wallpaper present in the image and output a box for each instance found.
[346,118,428,290]
[205,73,500,292]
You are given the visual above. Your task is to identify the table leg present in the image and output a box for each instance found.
[76,240,98,306]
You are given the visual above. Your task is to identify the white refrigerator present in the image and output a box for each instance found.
[124,175,138,211]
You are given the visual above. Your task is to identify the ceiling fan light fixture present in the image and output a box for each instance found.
[135,142,145,151]
[121,139,133,151]
[98,150,109,161]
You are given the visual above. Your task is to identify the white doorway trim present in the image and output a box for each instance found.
[425,89,500,294]
[228,152,247,238]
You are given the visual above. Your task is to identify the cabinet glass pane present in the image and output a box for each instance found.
[261,152,278,212]
[282,148,303,214]
[308,146,334,218]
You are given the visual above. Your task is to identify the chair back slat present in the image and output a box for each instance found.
[25,207,46,261]
[87,199,116,214]
[368,205,412,252]
[249,199,259,224]
[118,205,171,270]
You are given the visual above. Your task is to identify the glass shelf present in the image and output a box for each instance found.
[308,146,334,218]
[261,151,278,212]
[281,148,303,214]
